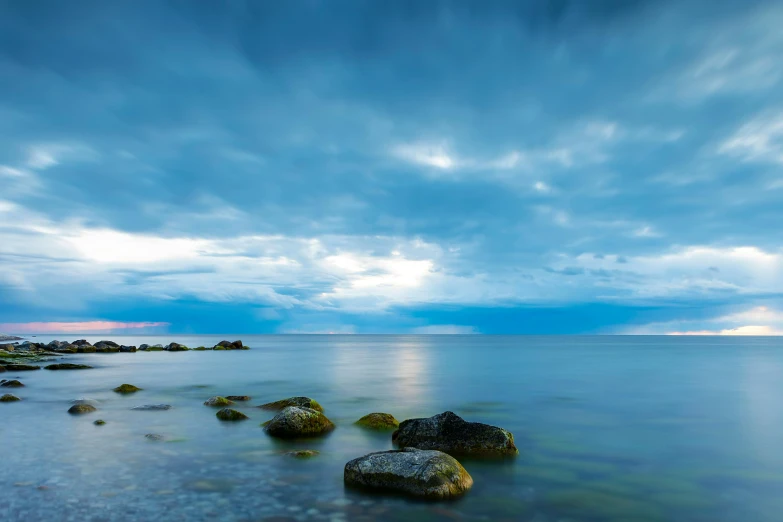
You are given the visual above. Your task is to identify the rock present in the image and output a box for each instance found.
[355,413,400,430]
[216,408,249,421]
[4,364,40,371]
[145,433,165,441]
[94,419,106,425]
[1,379,24,387]
[72,340,91,346]
[0,366,5,373]
[114,384,142,393]
[147,344,164,351]
[165,342,189,351]
[97,340,120,347]
[68,404,97,414]
[138,344,149,351]
[226,395,251,401]
[94,342,120,353]
[76,345,96,353]
[71,398,99,407]
[285,450,320,458]
[392,411,518,457]
[263,406,335,438]
[44,363,93,370]
[204,396,233,407]
[231,340,244,349]
[52,344,79,354]
[259,396,324,413]
[1,393,21,402]
[0,334,23,341]
[131,404,172,411]
[47,340,67,348]
[0,343,15,351]
[215,340,233,348]
[344,448,473,499]
[119,345,137,353]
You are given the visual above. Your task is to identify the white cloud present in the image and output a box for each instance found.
[719,111,783,164]
[668,325,783,336]
[393,142,457,170]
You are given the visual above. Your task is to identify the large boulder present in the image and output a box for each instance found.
[138,344,149,351]
[119,345,137,353]
[94,342,120,353]
[392,411,518,457]
[213,340,245,350]
[76,344,96,353]
[355,413,400,430]
[344,448,473,499]
[259,396,324,413]
[165,342,189,352]
[96,340,120,347]
[263,406,335,438]
[216,408,249,421]
[52,344,79,354]
[72,340,91,346]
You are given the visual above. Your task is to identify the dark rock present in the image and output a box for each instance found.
[204,396,233,407]
[45,363,93,370]
[1,393,21,402]
[392,411,518,457]
[119,345,137,353]
[263,406,335,438]
[94,419,106,425]
[1,379,24,387]
[0,334,23,341]
[147,344,164,351]
[94,342,120,353]
[138,344,149,351]
[52,344,79,354]
[68,404,97,414]
[113,384,142,393]
[259,396,324,413]
[231,340,243,349]
[344,448,473,499]
[215,340,233,348]
[4,364,40,371]
[216,408,249,421]
[355,413,400,430]
[0,366,5,373]
[285,450,320,458]
[226,395,251,401]
[131,404,172,411]
[0,343,15,351]
[72,340,91,346]
[165,342,189,351]
[76,344,96,353]
[97,340,120,347]
[145,433,165,441]
[47,340,67,348]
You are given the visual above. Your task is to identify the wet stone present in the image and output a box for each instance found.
[259,396,324,413]
[1,393,21,402]
[44,363,93,370]
[68,404,97,414]
[132,404,172,411]
[216,408,249,421]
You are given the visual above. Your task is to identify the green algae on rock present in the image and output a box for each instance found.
[285,449,320,458]
[68,404,97,414]
[355,412,400,430]
[3,364,40,371]
[1,379,24,387]
[216,408,249,421]
[94,419,106,425]
[204,396,233,407]
[259,396,324,413]
[114,384,142,394]
[393,411,518,457]
[263,406,335,438]
[344,448,473,499]
[1,393,21,402]
[44,363,93,370]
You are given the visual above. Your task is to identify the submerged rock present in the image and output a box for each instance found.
[147,344,164,351]
[68,404,97,414]
[264,406,335,438]
[1,379,24,387]
[204,396,233,407]
[1,393,21,402]
[344,448,473,499]
[216,408,249,421]
[259,396,324,413]
[45,363,93,370]
[145,433,165,441]
[0,366,5,372]
[392,411,518,457]
[131,404,172,411]
[285,449,320,458]
[226,395,251,401]
[94,419,106,425]
[113,384,142,394]
[3,364,40,371]
[355,413,400,430]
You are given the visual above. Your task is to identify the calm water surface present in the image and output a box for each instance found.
[2,335,783,521]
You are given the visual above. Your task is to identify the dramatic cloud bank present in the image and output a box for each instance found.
[0,0,781,334]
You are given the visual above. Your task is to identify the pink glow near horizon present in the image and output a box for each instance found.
[0,321,170,334]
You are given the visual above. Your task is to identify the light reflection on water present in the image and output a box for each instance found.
[2,334,783,521]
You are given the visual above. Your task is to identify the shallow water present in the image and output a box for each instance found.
[2,335,783,521]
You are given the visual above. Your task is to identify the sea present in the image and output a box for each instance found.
[2,334,782,521]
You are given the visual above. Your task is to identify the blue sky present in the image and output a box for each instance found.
[1,0,782,335]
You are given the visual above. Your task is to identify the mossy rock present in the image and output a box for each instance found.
[216,408,249,421]
[212,345,227,351]
[1,379,24,387]
[77,345,96,353]
[355,412,400,430]
[264,406,335,438]
[68,404,97,414]
[204,396,233,407]
[193,346,209,351]
[114,383,142,394]
[226,395,251,401]
[259,396,324,413]
[285,449,320,458]
[94,419,106,426]
[147,345,164,351]
[4,364,40,371]
[1,393,21,402]
[45,363,93,370]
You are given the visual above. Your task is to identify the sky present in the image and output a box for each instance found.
[0,0,782,335]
